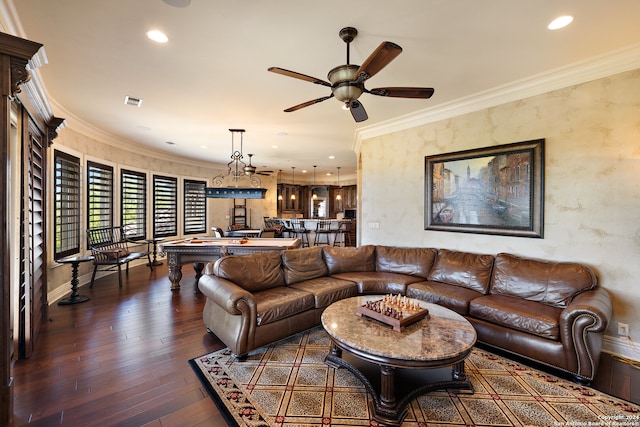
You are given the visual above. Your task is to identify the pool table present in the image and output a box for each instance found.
[158,237,300,290]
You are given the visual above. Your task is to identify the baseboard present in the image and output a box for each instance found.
[48,258,150,305]
[602,334,640,362]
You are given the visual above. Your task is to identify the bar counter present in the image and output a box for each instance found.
[271,218,352,246]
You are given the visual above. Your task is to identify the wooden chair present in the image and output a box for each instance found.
[289,219,310,247]
[258,229,276,238]
[333,220,352,247]
[314,219,333,246]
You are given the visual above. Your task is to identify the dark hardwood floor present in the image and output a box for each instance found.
[11,263,226,426]
[10,262,640,426]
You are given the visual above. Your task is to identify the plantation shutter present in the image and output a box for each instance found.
[87,161,114,230]
[153,175,177,238]
[184,179,207,235]
[53,150,81,258]
[121,169,147,240]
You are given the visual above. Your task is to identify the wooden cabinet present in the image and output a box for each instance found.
[277,184,308,217]
[328,185,357,218]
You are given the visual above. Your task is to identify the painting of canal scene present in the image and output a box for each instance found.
[425,139,544,238]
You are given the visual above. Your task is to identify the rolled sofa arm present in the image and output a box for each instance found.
[559,287,613,380]
[198,273,258,357]
[198,274,256,315]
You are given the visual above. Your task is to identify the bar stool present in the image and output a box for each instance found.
[314,219,333,246]
[333,220,352,247]
[290,219,310,247]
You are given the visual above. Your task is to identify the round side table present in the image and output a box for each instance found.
[57,255,94,305]
[145,237,165,266]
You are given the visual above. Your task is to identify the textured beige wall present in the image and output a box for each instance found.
[359,69,640,342]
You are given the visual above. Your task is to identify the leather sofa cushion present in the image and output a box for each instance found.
[406,281,484,315]
[323,245,376,274]
[331,271,422,294]
[290,277,358,308]
[375,246,437,279]
[469,294,562,340]
[490,253,597,308]
[213,251,284,292]
[281,246,329,285]
[254,287,315,326]
[427,249,494,294]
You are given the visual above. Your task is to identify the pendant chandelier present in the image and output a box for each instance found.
[290,167,296,200]
[312,165,318,199]
[206,129,267,199]
[335,166,342,200]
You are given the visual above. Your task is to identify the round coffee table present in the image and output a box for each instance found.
[321,295,477,426]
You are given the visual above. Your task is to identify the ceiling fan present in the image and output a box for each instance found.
[268,27,434,122]
[244,154,274,176]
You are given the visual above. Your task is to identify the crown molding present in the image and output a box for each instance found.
[48,97,225,170]
[353,43,640,155]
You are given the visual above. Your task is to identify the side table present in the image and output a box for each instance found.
[57,255,94,305]
[145,237,164,266]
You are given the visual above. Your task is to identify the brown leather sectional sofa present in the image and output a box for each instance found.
[198,245,612,382]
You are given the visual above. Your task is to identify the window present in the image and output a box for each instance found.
[54,151,81,259]
[87,161,114,230]
[121,169,147,240]
[184,179,207,234]
[153,174,177,238]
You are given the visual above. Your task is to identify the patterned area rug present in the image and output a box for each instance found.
[189,328,640,426]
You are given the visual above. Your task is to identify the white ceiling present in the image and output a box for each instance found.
[9,0,640,178]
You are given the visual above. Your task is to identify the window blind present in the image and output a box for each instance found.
[184,179,206,234]
[54,150,81,258]
[87,161,114,230]
[121,169,147,240]
[153,175,177,238]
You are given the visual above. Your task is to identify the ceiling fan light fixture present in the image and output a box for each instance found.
[328,64,362,103]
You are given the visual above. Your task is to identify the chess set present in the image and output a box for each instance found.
[356,294,429,331]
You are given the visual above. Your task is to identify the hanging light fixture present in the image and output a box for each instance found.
[312,165,318,199]
[206,129,267,199]
[277,169,283,201]
[336,167,342,200]
[290,167,296,200]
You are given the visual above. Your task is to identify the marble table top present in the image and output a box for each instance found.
[321,295,477,363]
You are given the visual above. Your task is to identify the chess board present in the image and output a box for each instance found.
[356,295,429,331]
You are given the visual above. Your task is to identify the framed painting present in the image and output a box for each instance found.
[425,139,544,238]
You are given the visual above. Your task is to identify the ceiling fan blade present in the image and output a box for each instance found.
[268,67,331,87]
[355,41,402,82]
[284,94,334,112]
[349,100,368,122]
[369,87,435,99]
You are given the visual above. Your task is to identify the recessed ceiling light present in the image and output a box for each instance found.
[272,145,278,149]
[328,155,335,159]
[548,15,574,30]
[147,30,169,43]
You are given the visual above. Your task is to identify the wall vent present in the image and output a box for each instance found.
[124,96,143,107]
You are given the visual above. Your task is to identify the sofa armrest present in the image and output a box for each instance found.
[198,274,256,317]
[559,287,612,380]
